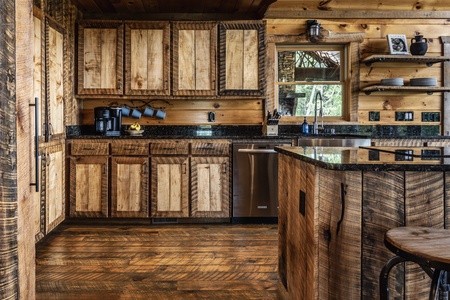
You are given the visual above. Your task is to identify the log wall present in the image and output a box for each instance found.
[0,0,19,298]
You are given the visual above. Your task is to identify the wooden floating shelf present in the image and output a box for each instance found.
[361,85,450,95]
[361,54,450,67]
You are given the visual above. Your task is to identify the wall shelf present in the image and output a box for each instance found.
[361,85,450,95]
[361,54,450,67]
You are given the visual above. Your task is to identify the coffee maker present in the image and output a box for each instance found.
[94,107,122,136]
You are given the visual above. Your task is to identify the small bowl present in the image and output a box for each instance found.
[125,130,144,136]
[410,78,437,86]
[381,78,404,86]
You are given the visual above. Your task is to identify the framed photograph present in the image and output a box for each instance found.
[387,34,409,55]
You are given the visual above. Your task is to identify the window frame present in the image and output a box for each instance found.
[275,44,351,123]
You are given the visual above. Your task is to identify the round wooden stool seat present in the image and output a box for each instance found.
[380,226,450,300]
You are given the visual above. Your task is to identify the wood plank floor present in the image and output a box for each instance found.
[36,222,280,300]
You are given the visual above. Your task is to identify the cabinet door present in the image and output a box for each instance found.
[70,156,108,217]
[46,19,65,140]
[219,21,265,96]
[44,143,65,234]
[77,21,124,95]
[151,157,189,218]
[125,21,170,96]
[173,22,217,96]
[111,156,149,218]
[190,156,230,218]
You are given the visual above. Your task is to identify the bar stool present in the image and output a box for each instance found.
[380,226,450,300]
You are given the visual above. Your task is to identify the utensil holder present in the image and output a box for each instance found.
[262,123,278,136]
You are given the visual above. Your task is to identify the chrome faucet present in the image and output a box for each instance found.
[313,91,324,134]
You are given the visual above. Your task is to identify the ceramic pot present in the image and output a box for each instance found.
[410,35,428,55]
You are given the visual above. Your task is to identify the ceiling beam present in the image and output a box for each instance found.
[265,10,450,19]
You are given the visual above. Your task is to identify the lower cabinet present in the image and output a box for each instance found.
[111,156,149,217]
[69,155,109,217]
[190,156,230,218]
[43,142,66,234]
[150,156,189,218]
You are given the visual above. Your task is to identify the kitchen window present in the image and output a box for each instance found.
[276,45,348,120]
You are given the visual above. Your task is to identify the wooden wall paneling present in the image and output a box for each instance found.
[446,171,450,228]
[362,171,405,299]
[404,171,445,298]
[316,169,362,299]
[80,99,264,125]
[172,22,217,96]
[77,20,123,95]
[442,36,450,135]
[277,154,289,291]
[125,21,170,96]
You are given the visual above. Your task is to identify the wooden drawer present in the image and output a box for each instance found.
[191,142,230,156]
[111,142,149,156]
[150,142,189,155]
[71,142,109,155]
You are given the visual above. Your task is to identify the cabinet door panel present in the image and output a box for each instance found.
[173,22,216,96]
[77,21,123,95]
[219,21,265,96]
[111,156,149,218]
[70,156,108,217]
[151,157,189,218]
[191,157,230,218]
[125,21,170,95]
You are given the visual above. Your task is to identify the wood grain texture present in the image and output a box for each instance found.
[77,20,123,95]
[36,223,279,300]
[125,21,170,96]
[150,156,189,218]
[172,22,217,96]
[362,171,405,299]
[70,156,109,217]
[190,156,230,218]
[111,156,149,218]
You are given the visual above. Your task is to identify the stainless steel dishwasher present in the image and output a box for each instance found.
[232,141,291,223]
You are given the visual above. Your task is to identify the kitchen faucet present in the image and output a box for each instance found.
[313,91,324,134]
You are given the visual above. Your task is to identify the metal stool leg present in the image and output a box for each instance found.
[380,256,406,300]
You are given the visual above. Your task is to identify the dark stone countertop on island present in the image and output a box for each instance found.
[275,146,450,171]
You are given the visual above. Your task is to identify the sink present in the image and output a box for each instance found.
[297,135,371,147]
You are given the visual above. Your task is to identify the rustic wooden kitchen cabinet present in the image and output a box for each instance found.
[172,22,217,96]
[125,21,170,96]
[69,142,109,217]
[110,141,149,217]
[150,142,190,218]
[77,20,124,95]
[42,142,66,233]
[190,142,230,218]
[219,21,266,96]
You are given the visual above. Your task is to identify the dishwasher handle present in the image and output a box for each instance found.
[237,149,277,154]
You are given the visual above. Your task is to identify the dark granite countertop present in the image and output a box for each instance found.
[275,146,450,171]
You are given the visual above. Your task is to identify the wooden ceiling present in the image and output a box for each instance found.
[70,0,278,20]
[70,0,450,20]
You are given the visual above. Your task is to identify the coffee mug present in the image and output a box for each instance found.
[155,109,166,120]
[121,105,131,116]
[143,107,154,117]
[131,109,142,119]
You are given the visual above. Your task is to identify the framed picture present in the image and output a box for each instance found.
[387,34,409,55]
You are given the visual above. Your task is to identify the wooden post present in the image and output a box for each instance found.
[0,0,18,299]
[441,36,450,136]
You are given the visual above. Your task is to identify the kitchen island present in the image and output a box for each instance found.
[275,145,450,300]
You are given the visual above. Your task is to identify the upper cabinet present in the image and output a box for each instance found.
[172,22,217,96]
[125,21,170,96]
[218,21,266,96]
[77,20,124,95]
[76,20,266,98]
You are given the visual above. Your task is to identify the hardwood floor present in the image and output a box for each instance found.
[36,221,280,299]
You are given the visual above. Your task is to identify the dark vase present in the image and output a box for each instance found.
[410,35,428,55]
